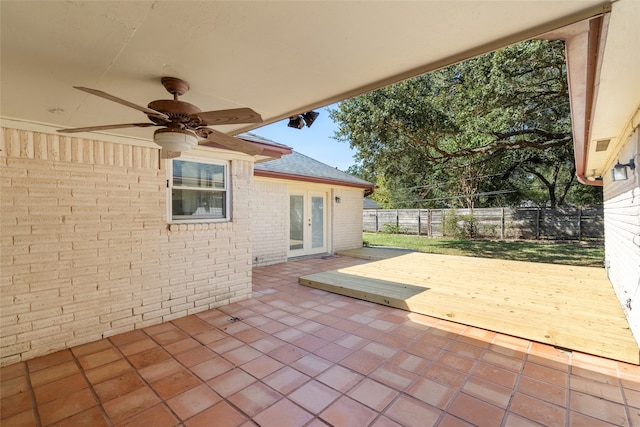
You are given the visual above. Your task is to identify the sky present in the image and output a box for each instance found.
[251,104,357,171]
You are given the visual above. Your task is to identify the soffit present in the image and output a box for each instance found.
[0,1,611,145]
[587,0,640,174]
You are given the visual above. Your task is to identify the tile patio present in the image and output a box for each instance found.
[1,255,639,426]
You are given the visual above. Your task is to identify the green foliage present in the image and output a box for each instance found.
[443,209,478,239]
[331,40,602,208]
[381,223,408,235]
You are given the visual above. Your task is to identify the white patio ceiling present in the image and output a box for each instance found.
[1,0,626,164]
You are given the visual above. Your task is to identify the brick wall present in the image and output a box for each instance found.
[331,188,366,252]
[0,127,253,366]
[252,179,288,266]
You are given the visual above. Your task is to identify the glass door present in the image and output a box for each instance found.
[289,192,326,257]
[310,195,325,250]
[289,194,304,251]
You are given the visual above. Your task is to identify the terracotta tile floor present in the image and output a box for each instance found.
[2,255,640,427]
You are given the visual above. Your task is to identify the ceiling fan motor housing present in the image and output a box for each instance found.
[147,100,203,126]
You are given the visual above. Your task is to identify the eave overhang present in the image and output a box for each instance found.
[254,169,375,193]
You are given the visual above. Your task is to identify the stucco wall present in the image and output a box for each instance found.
[0,128,253,366]
[603,128,640,346]
[252,179,288,266]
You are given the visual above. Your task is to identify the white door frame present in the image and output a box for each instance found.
[288,189,328,258]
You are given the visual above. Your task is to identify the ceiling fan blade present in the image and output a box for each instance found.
[200,128,263,155]
[194,108,262,126]
[74,86,169,120]
[57,123,158,133]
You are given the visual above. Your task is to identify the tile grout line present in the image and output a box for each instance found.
[68,347,114,427]
[366,312,454,426]
[164,316,257,424]
[565,351,573,426]
[435,325,492,427]
[106,329,188,425]
[499,341,532,427]
[178,305,320,425]
[617,361,635,426]
[24,361,43,427]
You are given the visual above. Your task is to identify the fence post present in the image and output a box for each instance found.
[578,206,582,241]
[362,207,603,240]
[442,210,446,237]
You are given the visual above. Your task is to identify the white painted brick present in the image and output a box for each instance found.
[0,263,30,277]
[32,314,74,330]
[142,307,171,320]
[187,305,209,315]
[30,278,72,294]
[109,315,141,331]
[17,325,62,343]
[192,295,218,307]
[1,315,18,328]
[0,300,30,317]
[1,342,32,360]
[169,302,193,314]
[0,335,17,348]
[100,310,133,324]
[133,302,162,315]
[161,297,187,309]
[17,307,63,323]
[72,324,104,339]
[2,127,256,365]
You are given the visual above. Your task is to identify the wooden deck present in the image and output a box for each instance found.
[299,250,639,364]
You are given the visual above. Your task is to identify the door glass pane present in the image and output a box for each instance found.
[289,195,304,250]
[311,196,324,248]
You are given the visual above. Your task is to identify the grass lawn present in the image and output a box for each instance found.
[363,232,604,267]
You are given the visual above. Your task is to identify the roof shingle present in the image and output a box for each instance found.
[254,150,373,189]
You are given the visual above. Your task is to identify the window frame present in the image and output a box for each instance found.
[167,157,231,223]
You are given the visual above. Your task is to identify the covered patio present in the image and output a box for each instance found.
[2,255,638,426]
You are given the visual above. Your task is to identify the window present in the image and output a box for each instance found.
[169,159,230,222]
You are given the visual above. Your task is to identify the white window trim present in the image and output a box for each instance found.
[167,157,231,224]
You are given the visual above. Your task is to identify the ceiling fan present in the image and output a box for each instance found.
[57,77,263,157]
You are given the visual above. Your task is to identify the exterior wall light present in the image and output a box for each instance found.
[302,111,319,127]
[611,159,635,181]
[287,116,305,129]
[334,196,341,203]
[287,111,319,129]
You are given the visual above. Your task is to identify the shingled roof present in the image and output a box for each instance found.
[254,149,374,191]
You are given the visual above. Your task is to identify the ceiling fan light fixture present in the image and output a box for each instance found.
[153,128,198,152]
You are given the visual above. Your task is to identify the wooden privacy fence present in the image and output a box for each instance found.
[363,206,604,240]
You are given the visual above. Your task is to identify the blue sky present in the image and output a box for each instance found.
[252,105,357,171]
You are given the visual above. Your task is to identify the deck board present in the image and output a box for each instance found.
[300,250,639,364]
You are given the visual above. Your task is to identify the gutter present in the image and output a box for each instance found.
[576,14,606,186]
